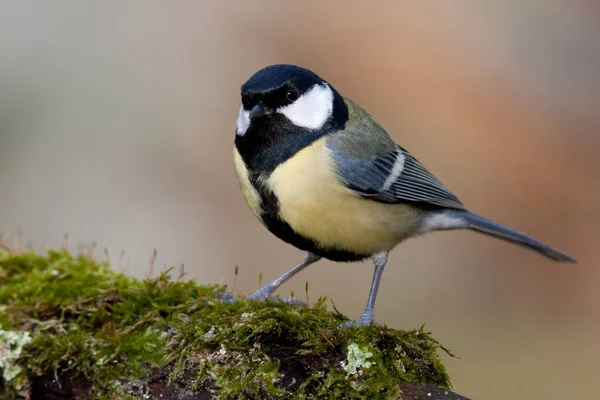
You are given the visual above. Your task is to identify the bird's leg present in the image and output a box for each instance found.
[248,252,321,301]
[341,251,388,328]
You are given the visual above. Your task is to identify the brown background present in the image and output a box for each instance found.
[1,2,599,399]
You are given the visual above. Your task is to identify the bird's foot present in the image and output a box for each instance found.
[269,296,307,307]
[247,285,276,301]
[214,286,307,307]
[339,311,382,329]
[214,291,238,304]
[249,287,307,306]
[339,319,382,329]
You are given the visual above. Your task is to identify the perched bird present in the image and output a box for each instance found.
[233,64,575,327]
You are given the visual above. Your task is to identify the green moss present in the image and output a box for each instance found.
[0,248,456,399]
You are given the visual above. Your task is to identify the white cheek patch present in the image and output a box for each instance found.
[236,105,250,136]
[277,83,334,130]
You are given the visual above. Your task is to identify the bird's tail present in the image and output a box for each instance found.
[448,210,576,263]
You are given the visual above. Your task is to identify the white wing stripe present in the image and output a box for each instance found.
[382,150,406,191]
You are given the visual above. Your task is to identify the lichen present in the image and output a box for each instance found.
[0,247,456,399]
[342,343,374,376]
[0,329,32,388]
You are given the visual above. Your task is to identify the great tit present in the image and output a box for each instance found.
[233,64,575,327]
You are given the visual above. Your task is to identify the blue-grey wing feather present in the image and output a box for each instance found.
[330,143,465,210]
[328,96,466,210]
[392,151,465,209]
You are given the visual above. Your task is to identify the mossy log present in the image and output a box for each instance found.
[0,244,470,399]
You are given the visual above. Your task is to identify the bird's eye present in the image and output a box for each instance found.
[286,88,299,102]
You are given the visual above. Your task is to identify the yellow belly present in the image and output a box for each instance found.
[267,137,423,255]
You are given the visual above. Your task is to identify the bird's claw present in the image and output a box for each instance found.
[273,296,307,307]
[339,313,382,329]
[249,291,307,306]
[214,291,238,304]
[215,291,307,307]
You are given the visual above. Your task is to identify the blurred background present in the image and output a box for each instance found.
[1,1,599,398]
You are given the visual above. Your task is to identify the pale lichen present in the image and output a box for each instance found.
[343,343,375,376]
[0,329,32,387]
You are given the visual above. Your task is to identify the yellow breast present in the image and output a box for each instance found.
[267,137,423,255]
[233,147,263,223]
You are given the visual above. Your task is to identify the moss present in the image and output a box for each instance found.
[0,247,457,399]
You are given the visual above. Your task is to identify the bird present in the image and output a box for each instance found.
[232,64,576,327]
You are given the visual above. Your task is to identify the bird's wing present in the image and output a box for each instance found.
[327,98,466,210]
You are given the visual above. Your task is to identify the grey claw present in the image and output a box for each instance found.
[247,284,276,302]
[215,292,238,304]
[276,296,307,307]
[215,290,307,307]
[248,293,307,307]
[247,292,271,302]
[339,318,382,329]
[339,321,363,329]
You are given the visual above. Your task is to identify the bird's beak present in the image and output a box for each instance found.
[249,102,273,119]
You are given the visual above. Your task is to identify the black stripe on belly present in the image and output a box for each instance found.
[251,175,369,263]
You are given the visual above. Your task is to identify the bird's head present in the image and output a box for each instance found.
[236,64,347,137]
